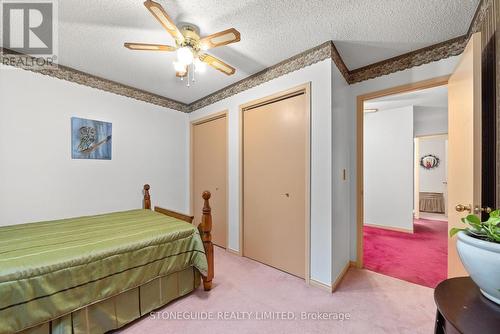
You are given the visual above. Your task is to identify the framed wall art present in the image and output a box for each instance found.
[71,117,112,160]
[420,154,440,170]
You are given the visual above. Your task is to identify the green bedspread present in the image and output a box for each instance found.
[0,209,208,334]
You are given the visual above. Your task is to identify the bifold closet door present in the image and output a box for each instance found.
[243,92,307,278]
[193,116,227,248]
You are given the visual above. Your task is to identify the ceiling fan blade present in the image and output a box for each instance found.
[200,28,241,50]
[124,42,176,51]
[199,54,236,75]
[143,0,184,44]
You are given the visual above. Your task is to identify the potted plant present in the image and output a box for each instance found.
[450,210,500,304]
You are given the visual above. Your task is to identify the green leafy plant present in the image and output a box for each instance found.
[450,210,500,243]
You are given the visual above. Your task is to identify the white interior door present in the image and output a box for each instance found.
[414,138,420,219]
[444,139,449,217]
[447,32,482,277]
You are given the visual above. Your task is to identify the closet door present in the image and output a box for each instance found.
[243,92,308,278]
[193,116,227,248]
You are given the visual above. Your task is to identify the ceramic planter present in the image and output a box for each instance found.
[456,231,500,304]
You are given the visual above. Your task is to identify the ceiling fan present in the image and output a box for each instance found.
[124,0,240,86]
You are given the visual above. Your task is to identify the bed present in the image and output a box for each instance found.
[0,185,214,334]
[419,192,445,213]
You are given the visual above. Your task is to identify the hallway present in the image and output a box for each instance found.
[363,218,447,288]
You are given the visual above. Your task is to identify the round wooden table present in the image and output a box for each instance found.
[434,277,500,334]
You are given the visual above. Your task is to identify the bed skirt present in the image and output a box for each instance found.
[18,267,200,334]
[419,192,445,213]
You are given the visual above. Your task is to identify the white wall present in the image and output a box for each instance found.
[414,106,448,136]
[188,55,460,281]
[343,56,461,260]
[331,65,351,281]
[0,68,189,226]
[364,106,414,231]
[189,59,336,286]
[0,51,461,283]
[419,136,447,193]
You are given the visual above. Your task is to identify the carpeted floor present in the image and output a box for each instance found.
[363,218,448,288]
[117,247,436,334]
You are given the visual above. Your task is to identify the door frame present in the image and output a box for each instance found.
[190,110,229,249]
[415,133,449,219]
[356,76,450,268]
[239,83,311,284]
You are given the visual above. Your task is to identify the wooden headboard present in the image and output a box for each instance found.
[142,184,214,291]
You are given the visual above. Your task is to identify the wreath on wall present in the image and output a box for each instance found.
[420,154,440,170]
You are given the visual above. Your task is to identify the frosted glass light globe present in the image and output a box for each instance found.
[177,47,194,65]
[173,61,186,72]
[195,58,206,73]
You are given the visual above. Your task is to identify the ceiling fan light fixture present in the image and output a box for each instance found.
[177,46,194,65]
[213,61,230,72]
[194,58,206,73]
[176,71,187,78]
[211,32,237,45]
[173,61,187,73]
[125,1,240,88]
[149,6,175,30]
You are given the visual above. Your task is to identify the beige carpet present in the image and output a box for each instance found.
[117,247,436,334]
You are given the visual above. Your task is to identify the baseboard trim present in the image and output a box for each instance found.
[309,279,332,292]
[226,247,242,256]
[332,262,351,292]
[364,223,414,234]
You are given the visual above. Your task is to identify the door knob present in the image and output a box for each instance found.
[474,206,492,214]
[455,204,472,213]
[282,193,290,198]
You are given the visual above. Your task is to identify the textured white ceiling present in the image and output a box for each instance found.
[364,85,448,111]
[53,0,478,104]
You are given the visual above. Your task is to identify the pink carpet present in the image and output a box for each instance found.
[117,247,436,334]
[363,219,448,288]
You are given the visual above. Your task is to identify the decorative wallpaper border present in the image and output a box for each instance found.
[0,0,488,113]
[188,41,335,111]
[347,36,468,84]
[348,0,490,84]
[330,42,351,81]
[468,0,492,35]
[0,48,189,113]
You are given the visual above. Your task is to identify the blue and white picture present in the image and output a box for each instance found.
[71,117,112,160]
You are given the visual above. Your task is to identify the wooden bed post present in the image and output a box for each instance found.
[198,191,214,291]
[143,185,213,290]
[143,184,151,210]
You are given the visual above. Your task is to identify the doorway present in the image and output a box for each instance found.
[357,34,492,286]
[358,78,450,288]
[191,112,228,248]
[415,134,449,222]
[356,32,497,284]
[240,84,310,280]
